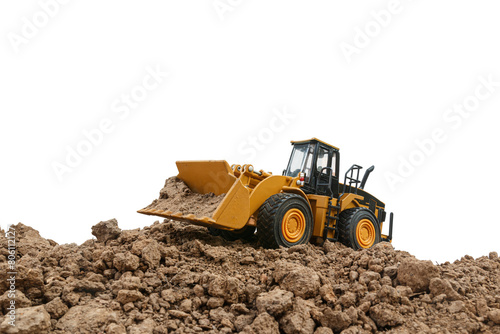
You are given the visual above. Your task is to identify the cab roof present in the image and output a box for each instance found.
[290,138,339,151]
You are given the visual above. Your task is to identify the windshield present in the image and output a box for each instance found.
[285,144,314,178]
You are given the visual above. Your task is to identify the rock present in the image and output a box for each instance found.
[339,292,357,308]
[359,271,381,285]
[208,275,245,303]
[141,239,162,269]
[397,258,439,293]
[383,266,398,279]
[207,297,225,308]
[447,300,464,314]
[377,285,400,304]
[123,302,134,312]
[0,305,51,334]
[107,323,127,334]
[193,284,204,297]
[128,318,157,334]
[56,305,118,333]
[340,326,371,334]
[476,298,489,317]
[280,311,315,334]
[487,309,500,325]
[72,279,106,293]
[179,299,192,312]
[113,252,140,272]
[248,312,279,334]
[231,303,250,314]
[210,307,235,323]
[91,218,121,243]
[235,314,255,331]
[0,263,44,293]
[274,262,321,299]
[7,223,53,257]
[169,310,190,319]
[319,284,336,304]
[369,303,404,328]
[429,278,461,301]
[0,290,31,313]
[314,328,334,334]
[280,297,319,334]
[320,309,352,332]
[118,275,142,291]
[116,290,144,304]
[43,297,68,319]
[256,289,293,317]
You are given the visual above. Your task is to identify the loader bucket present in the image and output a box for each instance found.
[176,160,236,196]
[138,161,252,230]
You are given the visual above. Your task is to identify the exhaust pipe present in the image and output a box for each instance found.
[359,165,374,189]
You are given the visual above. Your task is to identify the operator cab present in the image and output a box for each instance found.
[284,138,340,197]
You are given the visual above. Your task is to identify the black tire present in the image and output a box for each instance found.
[221,225,256,241]
[257,193,313,248]
[207,227,222,237]
[338,207,381,250]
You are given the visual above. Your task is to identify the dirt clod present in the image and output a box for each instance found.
[91,218,121,243]
[0,219,499,333]
[142,177,226,217]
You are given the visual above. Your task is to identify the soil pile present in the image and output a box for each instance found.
[142,177,225,218]
[0,219,499,334]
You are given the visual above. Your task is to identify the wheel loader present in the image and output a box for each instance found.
[138,138,393,250]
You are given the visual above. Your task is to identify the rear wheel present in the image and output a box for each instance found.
[221,225,256,241]
[257,193,313,248]
[338,207,380,250]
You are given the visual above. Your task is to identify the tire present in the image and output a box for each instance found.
[221,225,256,241]
[338,207,381,250]
[257,193,313,248]
[207,227,222,237]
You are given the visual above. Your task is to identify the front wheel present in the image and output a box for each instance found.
[257,193,313,248]
[338,207,381,250]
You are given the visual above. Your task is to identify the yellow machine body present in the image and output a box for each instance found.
[138,159,390,242]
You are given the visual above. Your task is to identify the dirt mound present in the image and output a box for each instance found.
[1,220,499,333]
[142,177,225,218]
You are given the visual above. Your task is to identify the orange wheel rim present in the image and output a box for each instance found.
[281,208,306,243]
[356,219,376,248]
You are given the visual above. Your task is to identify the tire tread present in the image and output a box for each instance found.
[338,207,376,249]
[257,193,301,248]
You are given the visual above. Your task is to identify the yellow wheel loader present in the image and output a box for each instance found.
[138,138,393,250]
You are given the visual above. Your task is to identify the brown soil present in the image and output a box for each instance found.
[142,177,226,218]
[0,220,499,334]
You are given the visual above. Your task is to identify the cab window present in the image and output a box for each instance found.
[316,147,330,173]
[285,144,314,178]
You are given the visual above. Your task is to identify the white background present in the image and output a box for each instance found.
[1,1,499,264]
